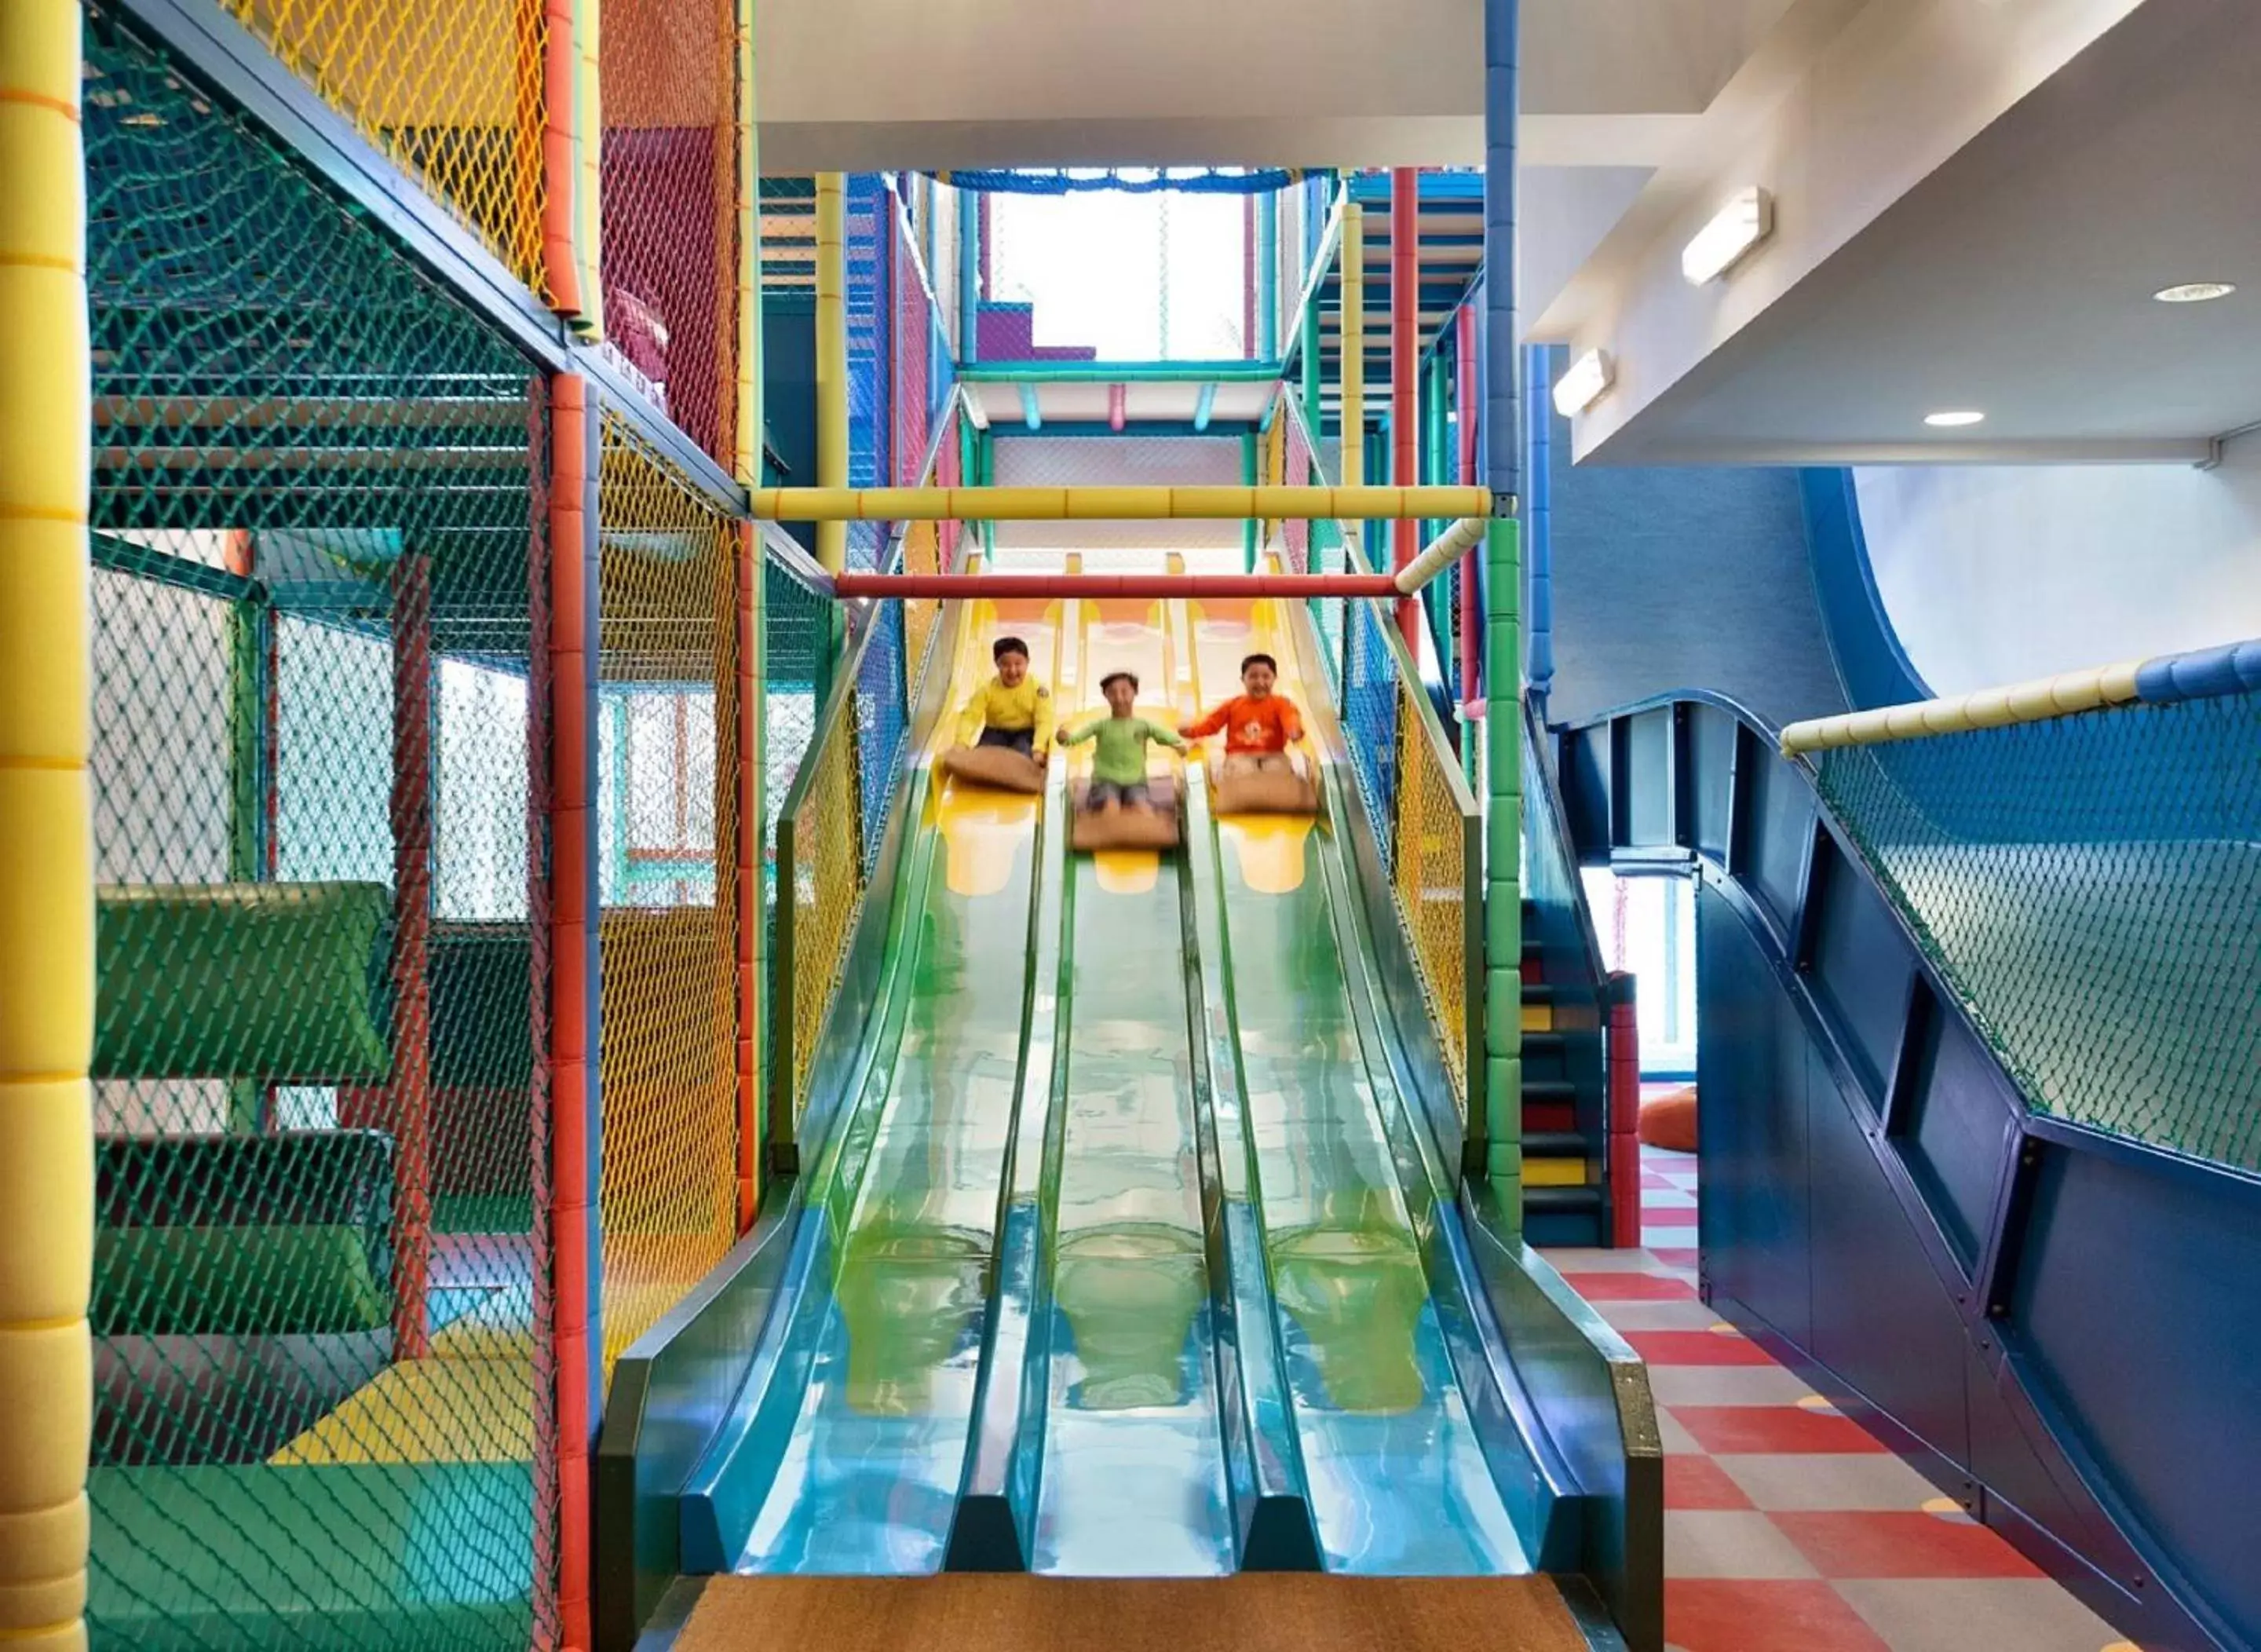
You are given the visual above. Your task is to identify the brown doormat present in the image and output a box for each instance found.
[667,1573,1591,1652]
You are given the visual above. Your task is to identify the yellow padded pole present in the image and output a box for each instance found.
[0,3,93,1647]
[813,173,847,572]
[1340,201,1364,488]
[1780,659,2148,756]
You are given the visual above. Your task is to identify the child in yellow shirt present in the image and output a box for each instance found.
[956,635,1054,766]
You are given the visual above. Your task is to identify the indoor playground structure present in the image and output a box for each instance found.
[2,5,2258,1652]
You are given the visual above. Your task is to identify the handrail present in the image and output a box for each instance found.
[1279,184,1347,379]
[1779,636,2261,756]
[758,520,835,598]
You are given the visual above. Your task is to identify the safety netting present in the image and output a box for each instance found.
[1266,394,1477,1117]
[594,416,745,1368]
[988,436,1246,561]
[601,0,747,468]
[929,166,1302,195]
[83,16,557,1647]
[1814,690,2261,1172]
[770,459,955,1142]
[218,0,549,296]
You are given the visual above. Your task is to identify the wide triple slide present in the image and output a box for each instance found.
[611,558,1650,1650]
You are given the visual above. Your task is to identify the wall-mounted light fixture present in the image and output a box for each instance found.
[1682,187,1774,286]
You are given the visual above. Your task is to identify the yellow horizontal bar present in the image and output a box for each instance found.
[749,484,1495,523]
[1781,659,2145,755]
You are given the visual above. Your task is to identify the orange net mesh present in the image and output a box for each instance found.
[220,0,549,296]
[595,415,743,1369]
[899,517,944,702]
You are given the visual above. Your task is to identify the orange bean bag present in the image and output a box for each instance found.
[941,743,1044,795]
[1638,1084,1698,1153]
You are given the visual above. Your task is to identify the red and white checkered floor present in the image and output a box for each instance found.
[1540,1143,2144,1652]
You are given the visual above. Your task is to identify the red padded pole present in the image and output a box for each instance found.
[1607,972,1644,1251]
[548,372,594,1652]
[832,571,1401,600]
[390,551,433,1360]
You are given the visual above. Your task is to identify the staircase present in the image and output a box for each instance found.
[1518,909,1616,1248]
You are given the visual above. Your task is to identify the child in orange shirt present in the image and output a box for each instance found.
[1179,652,1306,780]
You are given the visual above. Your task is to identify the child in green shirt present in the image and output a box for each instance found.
[1055,671,1185,812]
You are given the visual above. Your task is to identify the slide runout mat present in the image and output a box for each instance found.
[658,1575,1594,1652]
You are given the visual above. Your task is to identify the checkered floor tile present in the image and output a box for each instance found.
[1540,1143,2142,1652]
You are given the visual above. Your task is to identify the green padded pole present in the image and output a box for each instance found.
[1484,517,1522,1215]
[1300,302,1320,456]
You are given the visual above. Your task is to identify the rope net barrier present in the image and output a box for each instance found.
[1815,691,2261,1172]
[84,16,558,1643]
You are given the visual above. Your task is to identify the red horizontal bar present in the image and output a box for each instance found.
[831,572,1401,600]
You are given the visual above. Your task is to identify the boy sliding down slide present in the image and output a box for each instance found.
[1179,652,1306,780]
[956,634,1054,765]
[1056,671,1185,813]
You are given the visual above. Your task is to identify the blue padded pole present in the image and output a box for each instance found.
[959,187,981,364]
[1525,342,1554,707]
[1482,0,1523,1205]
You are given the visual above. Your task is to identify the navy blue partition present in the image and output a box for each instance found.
[1558,693,2261,1652]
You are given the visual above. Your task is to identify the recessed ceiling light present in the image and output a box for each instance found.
[2153,282,2237,305]
[1682,187,1775,286]
[1553,349,1614,418]
[1924,410,1985,429]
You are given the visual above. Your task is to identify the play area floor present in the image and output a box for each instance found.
[1540,1142,2142,1652]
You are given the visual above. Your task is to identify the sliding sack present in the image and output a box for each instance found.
[1069,780,1184,851]
[1211,761,1318,817]
[941,743,1044,795]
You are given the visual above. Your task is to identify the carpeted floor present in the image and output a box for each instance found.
[667,1574,1589,1652]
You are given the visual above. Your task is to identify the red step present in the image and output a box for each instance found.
[1522,1100,1577,1134]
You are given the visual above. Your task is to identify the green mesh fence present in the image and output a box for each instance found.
[86,14,554,1649]
[1814,690,2261,1172]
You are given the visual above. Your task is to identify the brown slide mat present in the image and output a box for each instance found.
[667,1574,1591,1652]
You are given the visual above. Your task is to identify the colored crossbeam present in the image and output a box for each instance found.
[751,484,1494,522]
[1780,635,2261,755]
[833,572,1402,599]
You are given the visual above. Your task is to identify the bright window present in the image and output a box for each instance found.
[1581,870,1698,1077]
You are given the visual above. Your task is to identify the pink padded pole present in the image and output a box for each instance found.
[834,571,1400,600]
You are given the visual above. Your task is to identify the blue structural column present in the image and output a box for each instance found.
[1482,0,1524,1206]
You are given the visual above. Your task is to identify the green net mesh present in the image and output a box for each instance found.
[85,14,555,1647]
[1814,690,2261,1172]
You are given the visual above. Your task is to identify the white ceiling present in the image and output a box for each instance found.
[759,0,2261,471]
[754,0,1797,172]
[1538,0,2261,466]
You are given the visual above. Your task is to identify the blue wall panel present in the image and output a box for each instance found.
[2015,1145,2261,1646]
[1805,1043,1974,1471]
[1696,889,1813,1348]
[1572,692,2259,1651]
[1898,996,2019,1274]
[1803,835,1910,1109]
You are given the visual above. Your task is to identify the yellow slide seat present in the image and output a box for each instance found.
[1068,778,1184,853]
[941,743,1045,794]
